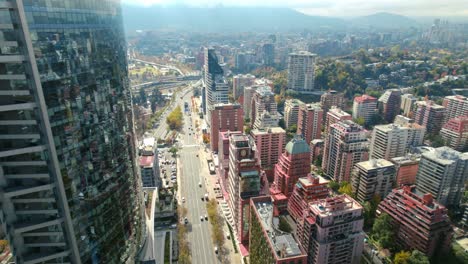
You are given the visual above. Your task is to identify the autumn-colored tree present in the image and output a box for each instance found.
[166,106,183,131]
[394,251,411,264]
[338,181,353,196]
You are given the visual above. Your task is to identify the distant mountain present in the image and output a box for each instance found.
[121,5,345,32]
[350,12,419,29]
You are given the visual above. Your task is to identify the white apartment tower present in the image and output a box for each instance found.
[287,51,317,93]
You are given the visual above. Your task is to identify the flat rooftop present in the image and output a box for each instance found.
[298,174,329,187]
[310,195,362,216]
[140,156,155,167]
[253,201,304,259]
[357,159,394,170]
[423,146,468,165]
[251,127,286,135]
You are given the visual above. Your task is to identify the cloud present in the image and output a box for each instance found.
[121,0,468,17]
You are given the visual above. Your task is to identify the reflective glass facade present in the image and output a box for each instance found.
[0,1,143,263]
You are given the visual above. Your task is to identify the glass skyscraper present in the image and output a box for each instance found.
[0,1,144,263]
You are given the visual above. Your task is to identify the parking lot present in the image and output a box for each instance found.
[158,148,178,189]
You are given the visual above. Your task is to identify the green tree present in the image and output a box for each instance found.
[372,213,395,249]
[338,181,353,196]
[408,250,430,264]
[394,250,411,264]
[354,117,366,126]
[139,87,147,104]
[328,181,340,192]
[288,124,298,134]
[278,217,292,233]
[169,147,178,158]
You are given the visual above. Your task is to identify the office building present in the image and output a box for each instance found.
[352,159,396,203]
[251,127,286,181]
[297,195,364,264]
[443,95,468,123]
[227,134,262,247]
[391,154,421,186]
[369,117,425,160]
[322,121,369,183]
[378,89,402,123]
[353,95,378,125]
[377,186,452,257]
[209,103,244,152]
[233,74,255,100]
[0,1,144,262]
[440,116,468,151]
[297,103,323,144]
[414,100,446,134]
[287,51,317,93]
[251,86,278,129]
[401,93,417,116]
[325,106,352,134]
[321,90,345,121]
[250,196,307,264]
[287,174,329,222]
[284,99,304,129]
[271,137,311,197]
[415,147,468,206]
[204,48,229,123]
[261,43,275,66]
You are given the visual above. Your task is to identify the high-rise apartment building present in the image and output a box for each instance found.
[369,116,425,160]
[243,85,258,119]
[227,134,262,246]
[353,94,377,125]
[261,43,275,66]
[401,93,417,116]
[413,100,446,134]
[391,154,421,186]
[325,106,352,134]
[284,99,304,129]
[251,86,278,129]
[415,146,468,206]
[250,196,307,264]
[271,137,311,197]
[378,89,402,123]
[209,103,244,152]
[251,127,286,181]
[322,121,369,182]
[297,195,364,264]
[440,116,468,151]
[233,74,255,100]
[287,174,329,222]
[352,159,396,203]
[297,103,323,144]
[443,95,468,123]
[0,1,143,262]
[218,131,242,196]
[320,90,345,121]
[378,186,452,257]
[204,48,229,123]
[287,51,317,93]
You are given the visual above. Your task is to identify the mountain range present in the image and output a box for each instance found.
[122,5,421,33]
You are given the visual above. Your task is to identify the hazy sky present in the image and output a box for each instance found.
[122,0,468,17]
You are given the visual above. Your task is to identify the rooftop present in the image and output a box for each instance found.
[255,86,274,97]
[297,174,329,187]
[140,155,155,168]
[285,136,310,155]
[289,51,317,57]
[253,199,304,259]
[251,127,286,136]
[357,159,394,170]
[354,94,377,103]
[422,146,468,165]
[391,154,421,165]
[415,100,445,109]
[328,106,351,118]
[310,195,362,216]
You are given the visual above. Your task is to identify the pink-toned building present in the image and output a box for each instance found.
[251,127,286,181]
[442,95,468,123]
[320,90,345,121]
[413,100,446,134]
[218,131,242,197]
[210,103,244,152]
[297,103,323,144]
[322,120,369,183]
[297,195,364,264]
[310,139,324,165]
[391,154,421,186]
[271,136,311,198]
[440,116,468,151]
[287,173,329,222]
[227,133,262,249]
[353,94,378,125]
[325,106,352,134]
[249,196,308,264]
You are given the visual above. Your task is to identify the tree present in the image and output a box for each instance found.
[202,134,210,144]
[166,106,183,131]
[408,250,430,264]
[139,87,147,105]
[354,117,366,126]
[278,119,286,129]
[328,181,340,192]
[169,147,178,158]
[278,216,292,233]
[372,213,395,249]
[244,125,252,135]
[394,250,411,264]
[288,124,297,133]
[338,181,353,196]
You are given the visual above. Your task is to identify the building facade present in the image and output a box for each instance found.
[272,137,311,197]
[377,186,452,257]
[287,51,317,93]
[352,159,396,203]
[297,103,323,144]
[442,95,468,123]
[440,116,468,151]
[233,74,255,100]
[325,106,352,134]
[415,146,468,206]
[209,103,244,152]
[391,154,421,186]
[352,95,377,125]
[287,174,329,222]
[251,127,286,181]
[322,121,369,183]
[413,100,446,134]
[0,1,144,262]
[204,48,229,123]
[284,99,304,129]
[297,195,364,264]
[250,86,278,129]
[320,90,345,121]
[401,93,417,117]
[378,89,402,123]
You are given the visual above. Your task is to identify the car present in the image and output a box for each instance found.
[226,232,230,240]
[199,182,202,187]
[204,215,208,220]
[188,133,191,136]
[182,197,185,203]
[205,193,209,201]
[214,247,218,254]
[200,216,204,221]
[184,217,188,224]
[196,154,199,157]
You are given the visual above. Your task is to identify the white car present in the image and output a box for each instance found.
[200,216,204,221]
[204,214,208,220]
[199,182,202,187]
[182,197,185,203]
